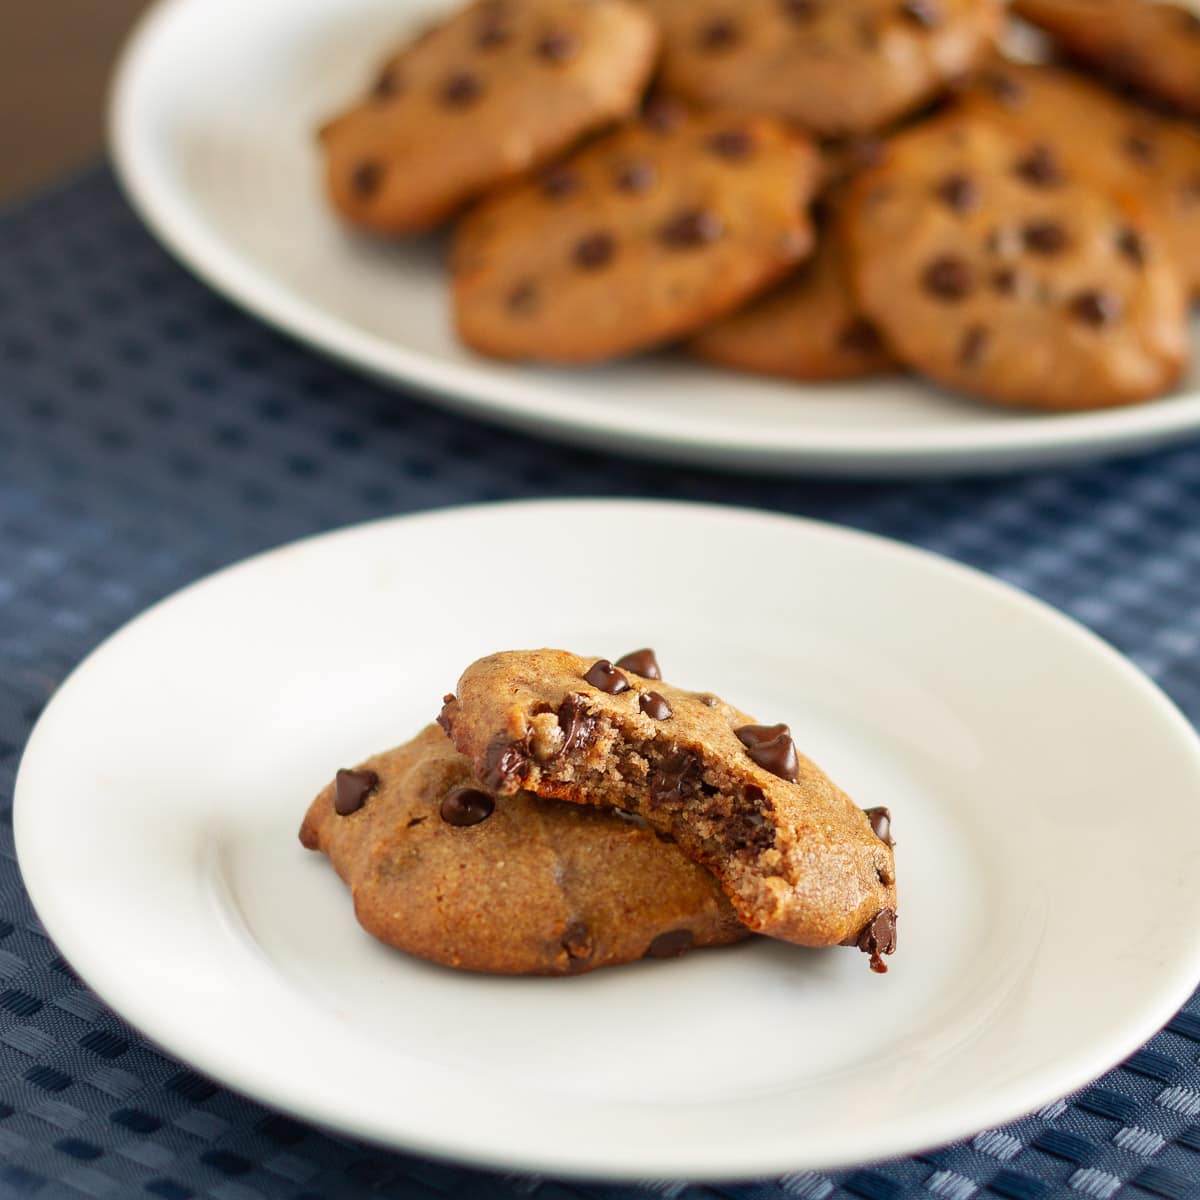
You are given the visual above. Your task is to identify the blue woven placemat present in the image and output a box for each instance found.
[2,166,1200,1200]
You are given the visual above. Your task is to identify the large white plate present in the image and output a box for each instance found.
[108,0,1200,478]
[15,500,1200,1179]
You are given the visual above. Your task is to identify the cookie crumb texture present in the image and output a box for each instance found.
[843,112,1189,410]
[321,0,659,233]
[451,109,818,362]
[640,0,1004,136]
[299,726,748,975]
[439,650,897,952]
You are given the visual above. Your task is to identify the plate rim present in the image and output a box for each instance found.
[106,0,1200,479]
[15,497,1200,1179]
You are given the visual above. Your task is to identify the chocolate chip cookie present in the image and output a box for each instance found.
[963,60,1200,295]
[1012,0,1200,118]
[438,649,898,969]
[300,725,749,975]
[638,0,1003,137]
[451,106,819,362]
[843,111,1190,410]
[689,228,898,381]
[321,0,659,234]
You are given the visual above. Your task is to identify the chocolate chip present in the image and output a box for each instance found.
[536,29,578,63]
[1124,131,1157,165]
[1117,226,1145,267]
[780,0,821,18]
[350,161,382,198]
[984,71,1025,108]
[1071,289,1122,327]
[584,659,630,694]
[371,64,402,99]
[334,768,378,815]
[697,17,739,50]
[646,929,695,959]
[614,160,655,193]
[936,172,979,213]
[639,692,673,720]
[698,693,720,707]
[643,96,686,133]
[440,786,495,827]
[959,324,988,367]
[540,166,580,200]
[922,255,973,300]
[557,694,597,754]
[899,0,941,27]
[990,267,1018,295]
[735,724,799,783]
[441,72,483,107]
[482,736,530,790]
[615,648,661,679]
[1023,220,1068,255]
[659,209,724,249]
[650,750,705,804]
[855,908,897,973]
[865,806,895,847]
[573,232,616,270]
[1013,144,1063,188]
[839,318,884,355]
[708,129,755,161]
[507,280,539,314]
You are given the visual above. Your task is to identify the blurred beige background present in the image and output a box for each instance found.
[2,1,155,202]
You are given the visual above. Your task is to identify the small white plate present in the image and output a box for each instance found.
[108,0,1200,478]
[15,500,1200,1179]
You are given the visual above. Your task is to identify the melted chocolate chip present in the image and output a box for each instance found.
[1071,289,1122,327]
[1117,227,1145,267]
[959,324,988,367]
[482,736,530,790]
[615,648,661,679]
[540,166,580,199]
[650,750,705,805]
[865,806,895,847]
[709,129,755,161]
[350,161,383,198]
[639,692,673,720]
[441,72,483,107]
[855,908,897,973]
[736,724,799,783]
[923,255,973,300]
[697,17,739,51]
[937,173,979,213]
[646,929,695,958]
[334,768,378,815]
[899,0,941,27]
[1124,131,1157,165]
[839,318,884,355]
[1023,220,1068,255]
[507,280,539,314]
[562,920,593,963]
[1013,144,1063,188]
[781,0,821,19]
[659,209,723,249]
[536,29,578,63]
[557,694,598,754]
[440,786,495,827]
[573,232,616,270]
[614,160,656,193]
[584,659,630,694]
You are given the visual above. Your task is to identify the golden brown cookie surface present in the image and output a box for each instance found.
[438,649,897,966]
[843,112,1190,410]
[1012,0,1200,117]
[639,0,1003,136]
[300,725,748,975]
[321,0,659,234]
[451,106,819,362]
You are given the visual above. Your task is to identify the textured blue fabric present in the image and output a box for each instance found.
[1,166,1200,1200]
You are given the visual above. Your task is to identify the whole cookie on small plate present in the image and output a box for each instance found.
[300,725,749,975]
[1012,0,1200,118]
[843,112,1190,410]
[438,648,897,968]
[962,60,1200,295]
[689,228,898,381]
[638,0,1003,137]
[320,0,659,233]
[451,105,819,362]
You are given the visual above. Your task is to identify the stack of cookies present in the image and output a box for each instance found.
[320,0,1200,412]
[300,649,898,976]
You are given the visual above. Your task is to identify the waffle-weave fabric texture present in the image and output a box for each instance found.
[2,166,1200,1200]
